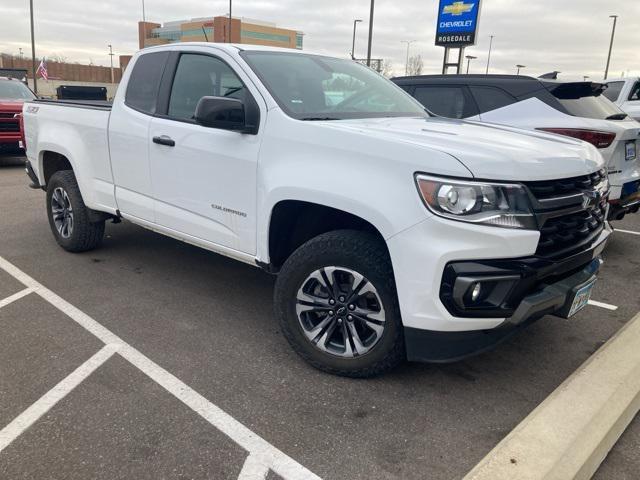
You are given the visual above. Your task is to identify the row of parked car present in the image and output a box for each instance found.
[4,72,640,222]
[12,45,640,376]
[392,74,640,221]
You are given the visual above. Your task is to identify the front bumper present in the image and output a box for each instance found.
[387,214,611,363]
[0,134,22,147]
[439,230,608,321]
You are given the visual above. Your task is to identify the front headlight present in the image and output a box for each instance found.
[415,174,537,229]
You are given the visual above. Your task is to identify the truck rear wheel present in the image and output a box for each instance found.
[46,170,105,252]
[274,230,404,378]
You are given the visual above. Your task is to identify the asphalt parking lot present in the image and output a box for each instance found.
[1,154,639,480]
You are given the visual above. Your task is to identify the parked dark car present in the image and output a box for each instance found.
[392,74,640,220]
[391,74,627,122]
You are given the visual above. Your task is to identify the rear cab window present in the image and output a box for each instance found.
[125,51,170,114]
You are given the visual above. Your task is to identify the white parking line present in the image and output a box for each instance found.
[588,300,619,311]
[0,344,119,453]
[0,256,321,480]
[616,229,640,236]
[237,454,271,480]
[0,288,33,310]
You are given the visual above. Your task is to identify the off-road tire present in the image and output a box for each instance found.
[46,170,105,252]
[274,230,405,378]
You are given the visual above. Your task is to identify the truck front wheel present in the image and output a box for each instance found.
[274,230,404,377]
[46,170,105,252]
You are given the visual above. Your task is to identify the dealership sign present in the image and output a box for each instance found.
[435,0,481,47]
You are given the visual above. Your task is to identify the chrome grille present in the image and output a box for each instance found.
[526,170,606,199]
[524,170,608,258]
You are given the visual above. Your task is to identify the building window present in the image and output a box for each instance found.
[241,30,291,44]
[151,29,182,42]
[296,33,303,49]
[181,28,214,38]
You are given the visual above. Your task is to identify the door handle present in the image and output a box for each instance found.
[153,135,175,147]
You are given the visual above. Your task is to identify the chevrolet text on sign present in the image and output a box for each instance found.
[435,0,482,47]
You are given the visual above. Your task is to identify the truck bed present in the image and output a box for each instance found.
[33,98,112,110]
[23,98,116,214]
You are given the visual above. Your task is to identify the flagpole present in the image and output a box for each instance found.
[29,0,37,94]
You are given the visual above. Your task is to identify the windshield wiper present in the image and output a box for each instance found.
[606,113,628,120]
[300,117,341,121]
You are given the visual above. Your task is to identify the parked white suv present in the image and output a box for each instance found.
[23,44,611,376]
[394,75,640,220]
[603,77,640,122]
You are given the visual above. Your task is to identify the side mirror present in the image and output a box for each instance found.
[194,96,258,134]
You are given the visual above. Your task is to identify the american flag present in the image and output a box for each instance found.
[36,58,48,80]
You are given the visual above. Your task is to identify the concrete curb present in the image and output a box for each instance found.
[464,312,640,480]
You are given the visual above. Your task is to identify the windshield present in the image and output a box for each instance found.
[241,51,428,120]
[0,80,36,100]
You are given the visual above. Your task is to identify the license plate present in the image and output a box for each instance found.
[568,280,596,317]
[626,141,637,161]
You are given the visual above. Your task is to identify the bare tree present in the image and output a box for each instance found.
[407,55,424,76]
[50,54,68,64]
[379,59,395,78]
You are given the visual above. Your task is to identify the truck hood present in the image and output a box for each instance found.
[323,116,604,181]
[0,100,24,113]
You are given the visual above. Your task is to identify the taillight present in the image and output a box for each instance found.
[17,113,26,151]
[536,128,616,149]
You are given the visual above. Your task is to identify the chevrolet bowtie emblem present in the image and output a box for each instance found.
[582,190,600,209]
[443,1,475,15]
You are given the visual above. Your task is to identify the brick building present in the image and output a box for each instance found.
[0,54,124,83]
[139,16,303,50]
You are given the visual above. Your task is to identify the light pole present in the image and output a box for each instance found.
[604,15,618,80]
[583,75,590,81]
[29,0,37,94]
[465,55,477,74]
[228,0,232,43]
[366,0,375,67]
[351,19,362,60]
[140,0,147,47]
[516,64,526,75]
[401,40,416,75]
[19,48,24,60]
[485,35,494,75]
[108,44,114,83]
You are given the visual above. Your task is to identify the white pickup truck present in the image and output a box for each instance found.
[603,77,640,122]
[23,44,611,377]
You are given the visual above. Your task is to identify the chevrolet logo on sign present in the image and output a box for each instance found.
[435,0,481,47]
[443,1,475,16]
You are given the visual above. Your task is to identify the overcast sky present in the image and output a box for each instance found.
[1,0,639,79]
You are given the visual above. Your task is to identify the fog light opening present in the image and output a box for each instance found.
[471,283,482,302]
